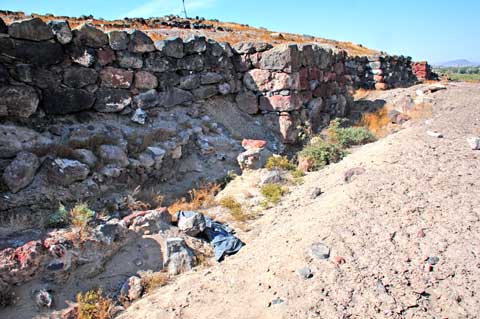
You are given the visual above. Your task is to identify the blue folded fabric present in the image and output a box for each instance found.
[176,211,244,261]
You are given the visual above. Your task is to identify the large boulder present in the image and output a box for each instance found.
[0,17,7,34]
[120,276,143,301]
[134,71,158,89]
[98,145,129,168]
[117,51,143,69]
[235,91,259,115]
[0,85,39,118]
[164,238,196,275]
[128,30,155,53]
[63,67,98,88]
[75,23,108,48]
[100,67,133,89]
[237,147,272,170]
[8,18,54,41]
[0,37,63,65]
[47,158,90,186]
[108,30,129,50]
[48,20,73,44]
[154,37,184,58]
[158,88,193,108]
[260,44,300,73]
[2,152,40,193]
[94,88,131,113]
[42,88,95,114]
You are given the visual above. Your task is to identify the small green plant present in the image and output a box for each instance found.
[48,203,70,227]
[328,118,376,148]
[77,289,113,319]
[219,196,248,222]
[265,156,296,171]
[260,183,287,206]
[70,203,95,229]
[298,139,346,170]
[291,169,305,185]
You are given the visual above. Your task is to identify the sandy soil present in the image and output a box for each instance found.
[118,82,480,319]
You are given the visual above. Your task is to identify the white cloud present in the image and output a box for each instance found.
[123,0,216,18]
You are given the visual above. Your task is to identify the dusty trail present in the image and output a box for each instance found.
[119,82,480,319]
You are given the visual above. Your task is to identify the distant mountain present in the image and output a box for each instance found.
[435,59,480,67]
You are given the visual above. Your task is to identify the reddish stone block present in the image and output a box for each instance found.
[307,66,320,81]
[259,94,303,111]
[134,71,158,89]
[242,139,267,150]
[299,67,309,90]
[100,67,133,89]
[96,47,115,66]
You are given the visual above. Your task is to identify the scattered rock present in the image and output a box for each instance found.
[237,148,272,170]
[428,83,447,93]
[296,267,313,279]
[34,289,53,308]
[177,211,206,236]
[131,108,148,124]
[309,242,330,260]
[310,187,323,199]
[467,137,480,150]
[120,276,143,301]
[8,18,54,41]
[47,158,90,186]
[259,170,283,185]
[427,130,443,138]
[427,256,439,265]
[344,167,366,183]
[164,238,196,275]
[2,151,40,193]
[333,256,346,265]
[242,139,267,150]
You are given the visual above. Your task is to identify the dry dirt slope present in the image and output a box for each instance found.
[119,82,480,319]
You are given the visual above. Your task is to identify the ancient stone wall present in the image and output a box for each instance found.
[346,55,418,90]
[0,17,351,233]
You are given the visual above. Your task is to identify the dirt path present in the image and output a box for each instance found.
[118,82,480,319]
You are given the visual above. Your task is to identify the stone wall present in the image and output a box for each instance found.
[346,55,418,90]
[412,61,436,81]
[0,17,351,233]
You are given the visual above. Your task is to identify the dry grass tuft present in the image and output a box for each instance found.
[168,183,221,214]
[77,289,114,319]
[359,106,391,137]
[139,271,169,294]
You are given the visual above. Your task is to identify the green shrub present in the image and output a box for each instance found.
[328,119,376,148]
[48,203,70,227]
[260,183,287,206]
[290,169,305,185]
[77,289,113,319]
[298,139,346,170]
[265,156,296,171]
[219,196,248,222]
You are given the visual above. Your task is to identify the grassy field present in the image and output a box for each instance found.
[434,67,480,82]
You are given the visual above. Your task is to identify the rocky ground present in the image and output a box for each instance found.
[116,82,480,319]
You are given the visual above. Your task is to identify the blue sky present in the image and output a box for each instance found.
[1,0,479,63]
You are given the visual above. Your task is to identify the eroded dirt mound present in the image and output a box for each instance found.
[117,82,480,318]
